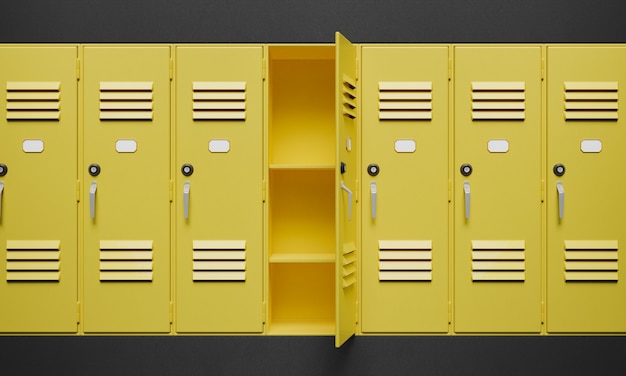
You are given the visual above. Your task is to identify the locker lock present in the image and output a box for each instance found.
[0,163,7,177]
[88,164,101,177]
[460,164,473,177]
[367,163,380,177]
[553,163,566,177]
[340,162,347,174]
[181,164,194,177]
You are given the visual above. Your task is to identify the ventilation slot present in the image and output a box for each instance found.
[6,82,61,121]
[99,240,153,281]
[193,82,246,120]
[564,82,618,121]
[472,82,525,120]
[379,81,432,120]
[472,240,525,281]
[100,82,153,120]
[6,240,60,282]
[379,240,432,281]
[193,240,246,281]
[342,242,356,288]
[342,75,357,119]
[564,240,618,282]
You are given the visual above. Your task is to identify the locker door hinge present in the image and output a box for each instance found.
[541,179,545,202]
[355,58,359,81]
[76,58,81,81]
[76,180,81,202]
[448,301,452,325]
[541,58,545,81]
[355,178,359,203]
[169,58,174,81]
[448,179,452,202]
[262,179,267,202]
[262,301,266,324]
[541,301,545,325]
[355,300,359,325]
[169,302,174,323]
[169,180,174,202]
[76,301,80,324]
[262,58,267,81]
[448,58,452,81]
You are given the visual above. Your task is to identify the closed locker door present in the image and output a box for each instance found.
[360,46,449,333]
[0,46,78,332]
[82,46,171,333]
[546,46,626,333]
[175,46,263,333]
[454,46,542,333]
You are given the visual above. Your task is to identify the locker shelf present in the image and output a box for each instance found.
[269,253,335,263]
[268,321,335,335]
[269,164,335,171]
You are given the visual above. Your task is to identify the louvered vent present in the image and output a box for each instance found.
[379,240,432,281]
[472,240,525,281]
[193,240,246,281]
[100,82,153,120]
[564,82,618,120]
[564,240,618,282]
[6,82,61,120]
[100,240,153,281]
[193,82,246,120]
[342,242,356,288]
[6,240,60,282]
[379,81,432,120]
[342,75,357,119]
[472,82,525,120]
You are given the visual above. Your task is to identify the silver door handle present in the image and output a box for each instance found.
[464,181,471,219]
[89,182,97,219]
[183,182,191,219]
[340,181,353,221]
[0,182,4,220]
[370,182,377,219]
[556,181,564,219]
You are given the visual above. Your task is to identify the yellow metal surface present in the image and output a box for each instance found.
[82,45,171,333]
[0,45,78,333]
[546,46,626,333]
[174,46,264,333]
[361,45,450,334]
[454,46,542,333]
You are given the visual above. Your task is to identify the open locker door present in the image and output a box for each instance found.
[335,32,358,347]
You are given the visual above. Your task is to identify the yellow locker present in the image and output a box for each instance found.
[82,46,171,333]
[360,46,450,333]
[454,46,542,333]
[174,46,264,333]
[546,46,626,333]
[0,46,78,332]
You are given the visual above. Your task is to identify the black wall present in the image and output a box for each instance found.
[1,1,625,375]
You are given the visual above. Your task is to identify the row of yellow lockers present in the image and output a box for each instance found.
[0,42,625,343]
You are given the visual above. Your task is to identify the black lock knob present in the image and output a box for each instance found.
[340,162,347,174]
[88,164,101,177]
[460,164,473,177]
[0,163,7,177]
[367,163,380,177]
[553,163,566,177]
[181,164,194,177]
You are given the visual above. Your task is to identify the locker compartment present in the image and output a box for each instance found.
[360,46,450,333]
[546,46,626,333]
[0,46,78,333]
[81,45,171,333]
[453,46,542,333]
[174,46,264,333]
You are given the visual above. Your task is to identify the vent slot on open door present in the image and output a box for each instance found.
[99,240,153,281]
[342,242,356,288]
[99,82,154,120]
[378,240,432,281]
[192,82,246,120]
[564,82,618,121]
[379,81,432,120]
[6,82,61,121]
[471,82,525,120]
[472,240,525,281]
[6,240,61,282]
[342,75,357,119]
[564,240,618,282]
[193,240,246,281]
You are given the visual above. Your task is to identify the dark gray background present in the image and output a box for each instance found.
[1,0,625,375]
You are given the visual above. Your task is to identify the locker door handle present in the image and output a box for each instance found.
[464,182,471,219]
[0,182,4,220]
[556,181,564,219]
[340,181,353,221]
[370,182,377,219]
[89,182,97,219]
[183,182,191,219]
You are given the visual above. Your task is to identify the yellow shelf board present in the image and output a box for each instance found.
[269,252,335,263]
[269,164,335,170]
[268,320,335,335]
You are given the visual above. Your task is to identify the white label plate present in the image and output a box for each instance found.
[488,139,509,153]
[23,139,44,153]
[209,139,230,153]
[394,139,416,153]
[115,139,137,153]
[581,139,602,153]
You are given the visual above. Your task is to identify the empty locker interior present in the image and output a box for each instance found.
[267,45,337,334]
[0,45,79,333]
